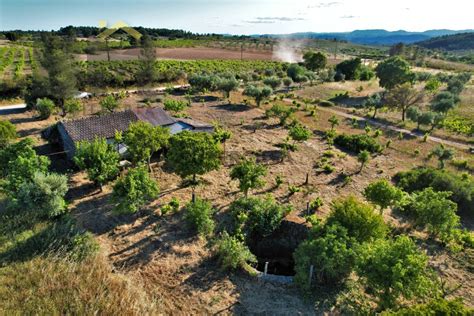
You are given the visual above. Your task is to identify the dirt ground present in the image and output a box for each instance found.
[75,47,281,62]
[3,89,473,313]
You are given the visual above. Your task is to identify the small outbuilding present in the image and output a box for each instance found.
[57,107,213,159]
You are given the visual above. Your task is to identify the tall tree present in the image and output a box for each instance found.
[136,34,157,84]
[303,51,327,71]
[385,83,424,121]
[40,34,77,116]
[375,56,415,90]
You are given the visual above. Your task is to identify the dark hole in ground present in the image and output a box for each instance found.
[248,218,310,276]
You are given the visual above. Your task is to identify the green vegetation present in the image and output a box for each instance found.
[36,98,55,119]
[99,95,119,113]
[215,231,256,271]
[364,179,403,213]
[73,138,120,190]
[334,133,383,154]
[243,85,272,106]
[0,120,17,148]
[184,198,215,237]
[230,157,267,197]
[375,56,415,90]
[112,164,159,214]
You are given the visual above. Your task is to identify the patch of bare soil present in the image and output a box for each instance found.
[76,47,279,62]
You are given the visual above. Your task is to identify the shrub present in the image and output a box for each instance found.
[230,157,267,197]
[334,133,383,154]
[14,172,68,219]
[184,198,215,237]
[215,231,256,271]
[0,120,17,148]
[99,95,119,113]
[294,224,355,290]
[64,99,83,115]
[397,188,460,243]
[112,164,159,214]
[309,197,323,211]
[265,103,295,126]
[364,179,403,213]
[36,98,55,119]
[356,235,434,310]
[163,98,188,113]
[326,196,387,243]
[393,167,474,216]
[70,231,100,261]
[385,298,473,315]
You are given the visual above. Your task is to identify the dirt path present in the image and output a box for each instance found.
[284,98,472,151]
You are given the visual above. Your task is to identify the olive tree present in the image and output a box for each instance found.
[112,164,159,214]
[217,77,239,99]
[0,120,17,148]
[363,93,383,119]
[230,157,267,197]
[243,85,272,107]
[430,91,459,114]
[74,137,120,191]
[429,144,454,169]
[166,131,222,196]
[123,121,170,167]
[358,150,370,173]
[263,76,282,90]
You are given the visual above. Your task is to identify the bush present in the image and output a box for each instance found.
[229,196,289,239]
[326,196,387,243]
[163,98,188,113]
[397,188,460,243]
[112,164,159,214]
[0,120,17,148]
[334,133,383,154]
[294,224,356,289]
[230,157,267,197]
[36,98,55,119]
[384,298,473,315]
[99,95,119,113]
[215,231,256,271]
[184,199,215,237]
[265,103,294,126]
[14,172,68,219]
[393,167,474,216]
[364,179,403,212]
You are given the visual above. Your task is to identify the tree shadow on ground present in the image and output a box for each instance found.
[212,103,252,112]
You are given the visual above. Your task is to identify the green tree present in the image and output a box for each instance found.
[327,195,387,242]
[287,64,306,81]
[263,76,282,90]
[387,298,473,315]
[358,150,370,172]
[0,120,17,148]
[188,74,219,93]
[40,34,77,116]
[36,97,55,119]
[112,164,159,214]
[288,122,312,145]
[0,138,50,194]
[166,131,222,195]
[424,77,441,94]
[375,56,415,90]
[356,235,434,309]
[230,157,267,197]
[212,123,232,157]
[283,77,293,91]
[184,198,215,237]
[429,144,454,169]
[217,77,239,99]
[303,51,327,71]
[15,172,68,218]
[74,137,120,191]
[364,179,403,213]
[294,224,355,289]
[163,98,188,114]
[136,34,157,84]
[100,95,119,113]
[402,188,460,241]
[385,83,424,121]
[363,93,383,119]
[64,98,83,116]
[336,57,362,80]
[243,85,272,107]
[430,91,459,114]
[123,121,170,167]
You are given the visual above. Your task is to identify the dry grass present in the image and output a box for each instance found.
[0,253,159,315]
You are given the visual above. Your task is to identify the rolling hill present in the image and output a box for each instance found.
[416,32,474,51]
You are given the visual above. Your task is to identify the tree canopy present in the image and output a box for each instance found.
[375,57,415,90]
[123,121,170,165]
[230,157,267,197]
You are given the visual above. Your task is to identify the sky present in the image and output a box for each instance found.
[1,0,473,34]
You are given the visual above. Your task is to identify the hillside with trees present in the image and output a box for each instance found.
[417,32,474,51]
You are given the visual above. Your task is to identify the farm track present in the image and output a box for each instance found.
[283,98,473,151]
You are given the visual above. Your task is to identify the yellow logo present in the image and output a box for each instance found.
[97,20,142,40]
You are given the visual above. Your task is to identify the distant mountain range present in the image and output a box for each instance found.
[256,29,474,46]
